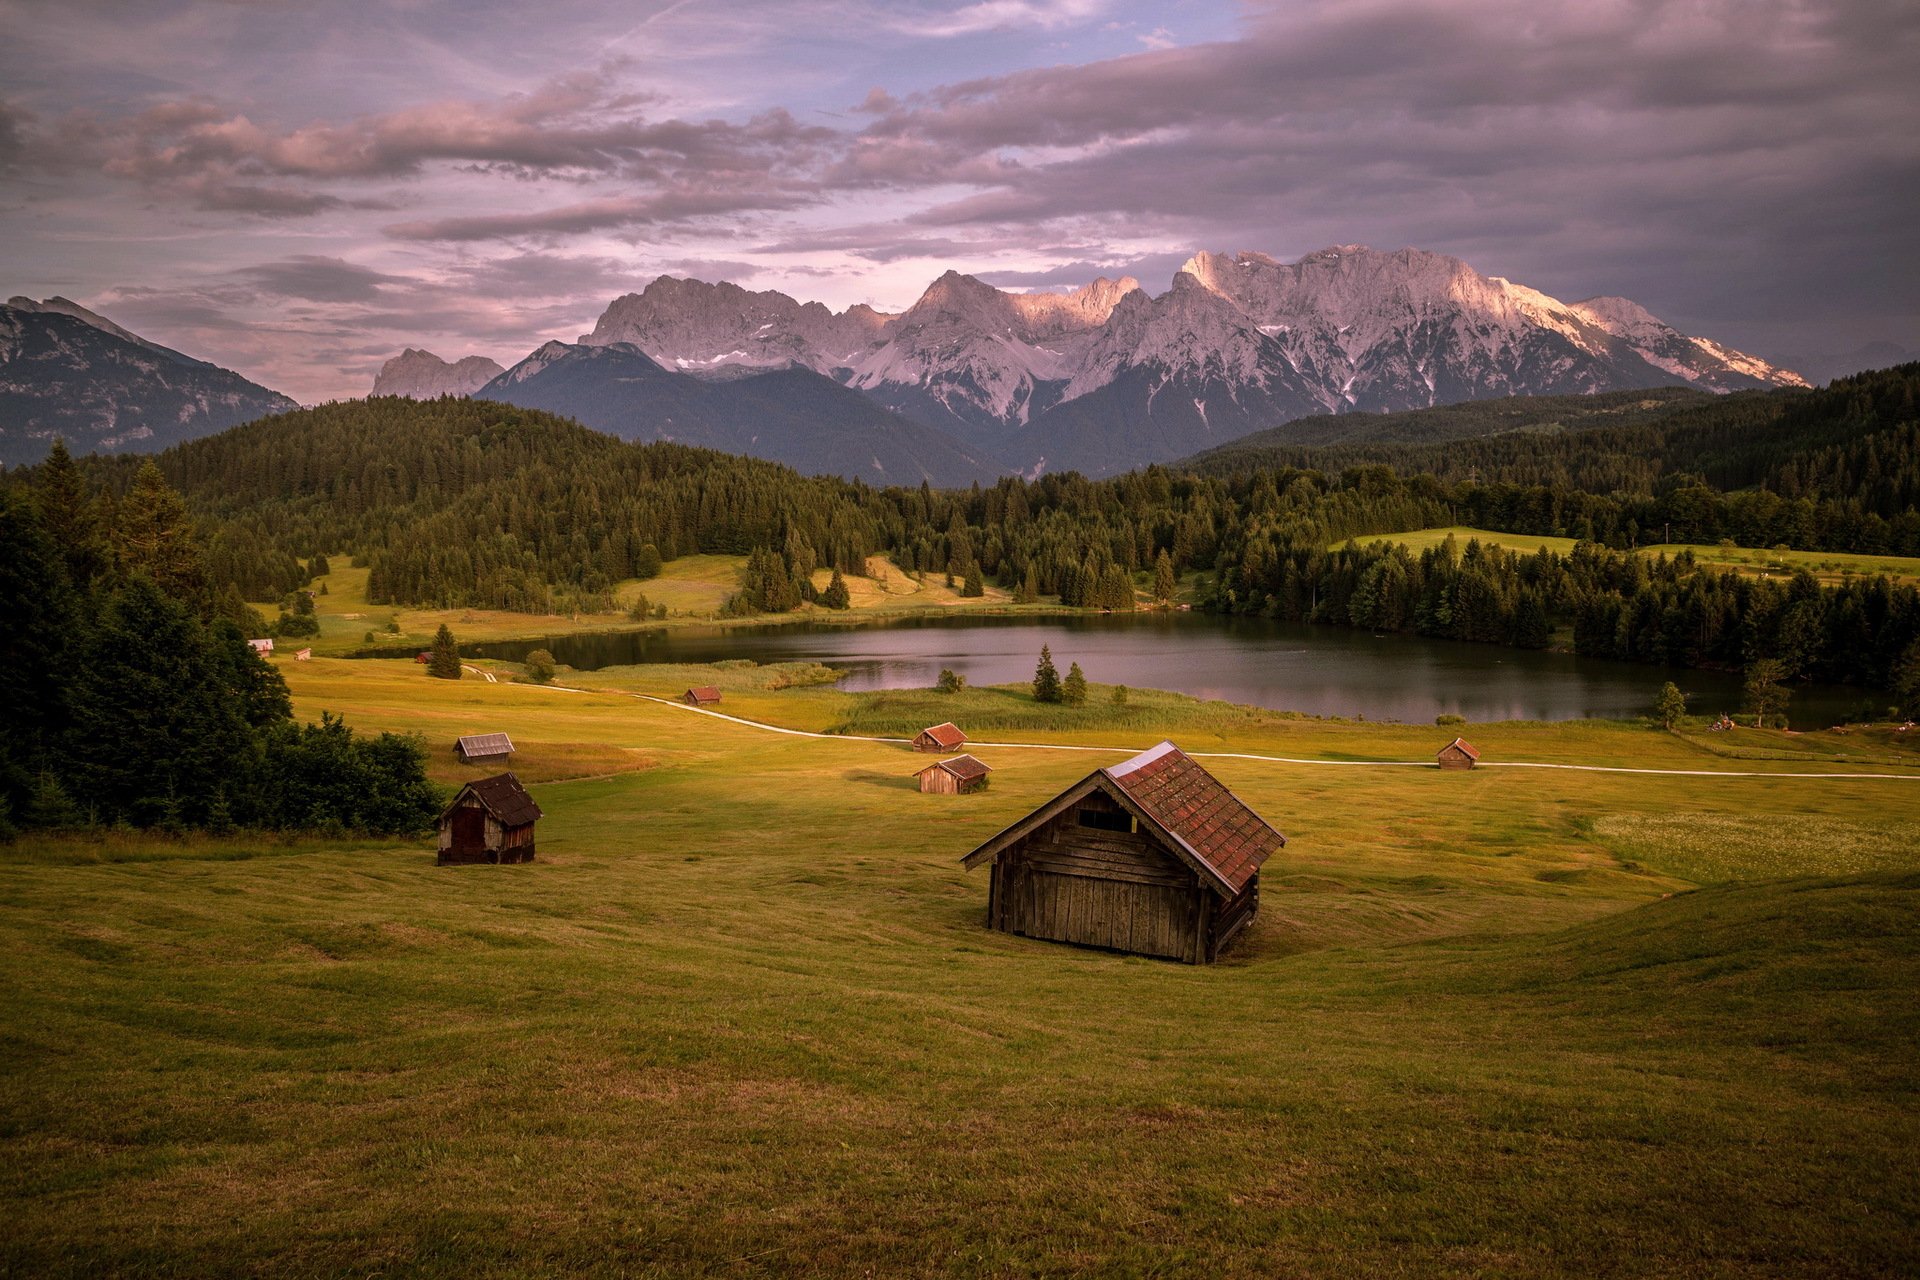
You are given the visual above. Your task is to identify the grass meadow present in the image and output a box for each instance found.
[3,657,1917,1276]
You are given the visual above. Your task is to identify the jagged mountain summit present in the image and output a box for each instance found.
[370,348,505,398]
[567,246,1801,476]
[476,341,999,487]
[0,297,297,465]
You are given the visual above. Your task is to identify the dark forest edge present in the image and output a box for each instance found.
[4,363,1917,813]
[0,453,440,840]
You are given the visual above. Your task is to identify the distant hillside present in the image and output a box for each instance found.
[477,341,1001,487]
[1181,366,1920,513]
[0,298,297,465]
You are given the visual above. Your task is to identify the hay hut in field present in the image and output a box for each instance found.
[1437,737,1481,770]
[249,638,273,653]
[683,686,722,706]
[438,772,541,865]
[915,754,991,795]
[455,732,514,765]
[295,648,312,661]
[914,721,967,752]
[960,741,1284,964]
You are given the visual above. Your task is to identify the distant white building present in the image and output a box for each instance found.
[249,638,274,653]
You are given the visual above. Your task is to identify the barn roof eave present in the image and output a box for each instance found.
[959,771,1241,898]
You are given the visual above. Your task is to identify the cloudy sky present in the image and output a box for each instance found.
[2,0,1915,402]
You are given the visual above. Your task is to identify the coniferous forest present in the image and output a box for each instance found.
[8,364,1920,811]
[0,447,439,836]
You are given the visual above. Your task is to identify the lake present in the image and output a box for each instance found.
[464,613,1866,727]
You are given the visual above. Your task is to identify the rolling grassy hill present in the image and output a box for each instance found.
[3,660,1916,1275]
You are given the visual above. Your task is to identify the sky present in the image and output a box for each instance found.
[1,0,1915,404]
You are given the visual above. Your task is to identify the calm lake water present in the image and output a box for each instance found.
[465,613,1864,727]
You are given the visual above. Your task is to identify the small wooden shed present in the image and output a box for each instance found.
[961,741,1285,964]
[684,686,722,706]
[455,732,514,764]
[438,772,541,865]
[1437,737,1481,770]
[249,638,273,653]
[295,648,312,661]
[916,754,991,795]
[914,721,967,752]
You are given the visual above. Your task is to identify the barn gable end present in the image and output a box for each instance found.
[961,742,1284,963]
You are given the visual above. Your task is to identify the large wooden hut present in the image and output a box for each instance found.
[914,721,967,752]
[438,773,542,865]
[960,741,1285,964]
[683,686,722,706]
[455,732,514,765]
[1437,737,1481,770]
[915,754,991,795]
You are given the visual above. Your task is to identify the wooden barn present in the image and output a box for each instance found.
[1437,737,1481,770]
[438,773,541,865]
[961,741,1285,964]
[915,754,991,795]
[249,638,273,653]
[914,721,968,752]
[684,686,722,706]
[455,732,514,765]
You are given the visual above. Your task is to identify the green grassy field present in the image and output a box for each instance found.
[4,660,1917,1275]
[1350,526,1920,585]
[266,554,1114,658]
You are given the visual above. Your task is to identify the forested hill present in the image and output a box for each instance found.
[1183,365,1920,504]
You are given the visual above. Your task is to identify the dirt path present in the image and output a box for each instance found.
[530,684,1920,782]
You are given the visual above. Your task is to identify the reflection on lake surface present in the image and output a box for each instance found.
[466,612,1862,727]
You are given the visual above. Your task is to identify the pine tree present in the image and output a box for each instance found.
[822,568,851,610]
[115,461,203,605]
[962,562,984,598]
[429,623,462,680]
[1032,645,1062,703]
[34,438,103,587]
[1153,549,1176,606]
[1063,662,1088,706]
[1015,564,1039,604]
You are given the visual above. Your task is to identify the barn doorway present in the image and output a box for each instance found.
[451,806,485,854]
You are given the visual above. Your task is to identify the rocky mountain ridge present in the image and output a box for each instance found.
[371,348,505,398]
[545,245,1803,475]
[0,298,296,465]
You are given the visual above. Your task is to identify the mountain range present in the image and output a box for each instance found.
[0,297,296,465]
[4,245,1813,478]
[462,245,1808,478]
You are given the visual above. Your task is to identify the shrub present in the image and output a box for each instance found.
[524,649,557,685]
[936,668,966,694]
[1435,713,1466,727]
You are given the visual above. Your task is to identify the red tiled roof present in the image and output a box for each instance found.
[685,686,722,703]
[929,753,990,781]
[918,721,967,748]
[1442,736,1480,760]
[1101,742,1285,895]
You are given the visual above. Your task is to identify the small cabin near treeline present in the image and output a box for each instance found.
[916,754,991,795]
[455,732,514,765]
[684,686,722,706]
[295,648,312,661]
[438,772,541,865]
[961,741,1285,964]
[914,721,967,752]
[1437,737,1481,770]
[249,638,273,653]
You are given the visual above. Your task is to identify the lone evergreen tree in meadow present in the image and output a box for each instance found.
[962,562,984,598]
[1032,645,1062,703]
[1654,681,1687,729]
[1063,662,1088,706]
[822,568,851,610]
[1153,550,1176,606]
[428,624,462,680]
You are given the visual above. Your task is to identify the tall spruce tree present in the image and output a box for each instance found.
[1153,549,1176,605]
[428,624,462,679]
[1032,645,1062,703]
[1063,661,1088,706]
